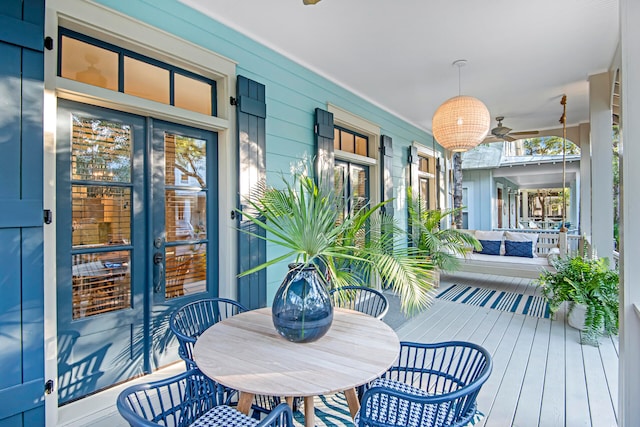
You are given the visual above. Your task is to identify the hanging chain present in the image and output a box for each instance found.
[560,96,567,229]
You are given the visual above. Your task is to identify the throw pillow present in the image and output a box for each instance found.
[476,239,501,256]
[505,240,534,258]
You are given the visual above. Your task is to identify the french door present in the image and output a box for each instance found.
[56,100,217,403]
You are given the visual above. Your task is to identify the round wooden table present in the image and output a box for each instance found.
[193,307,400,427]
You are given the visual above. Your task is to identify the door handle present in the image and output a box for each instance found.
[153,252,164,293]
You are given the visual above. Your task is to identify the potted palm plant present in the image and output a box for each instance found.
[537,253,619,346]
[238,168,435,342]
[407,191,481,287]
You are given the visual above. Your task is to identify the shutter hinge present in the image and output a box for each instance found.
[43,209,53,224]
[44,379,54,395]
[379,146,386,156]
[230,96,238,106]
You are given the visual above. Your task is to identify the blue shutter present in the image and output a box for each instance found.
[314,108,334,189]
[236,75,267,309]
[0,0,45,425]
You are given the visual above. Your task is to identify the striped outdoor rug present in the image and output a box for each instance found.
[293,393,354,427]
[436,284,551,318]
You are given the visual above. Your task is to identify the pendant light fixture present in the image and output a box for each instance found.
[432,60,491,152]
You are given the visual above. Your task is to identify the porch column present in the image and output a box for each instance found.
[589,72,614,260]
[570,179,578,230]
[619,0,640,424]
[579,123,591,237]
[522,190,529,222]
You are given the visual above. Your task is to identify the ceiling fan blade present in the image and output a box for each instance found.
[502,135,516,142]
[510,130,539,136]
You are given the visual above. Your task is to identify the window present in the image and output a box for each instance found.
[59,29,216,116]
[334,126,369,156]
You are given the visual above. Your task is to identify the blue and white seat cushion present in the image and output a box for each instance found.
[190,404,260,427]
[356,378,484,427]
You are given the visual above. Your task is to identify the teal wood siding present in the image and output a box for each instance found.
[0,0,45,425]
[94,0,441,301]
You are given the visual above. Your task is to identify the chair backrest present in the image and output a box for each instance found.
[117,368,218,427]
[169,298,248,367]
[360,340,492,427]
[330,285,389,320]
[117,368,294,427]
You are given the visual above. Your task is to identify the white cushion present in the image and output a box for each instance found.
[475,230,503,241]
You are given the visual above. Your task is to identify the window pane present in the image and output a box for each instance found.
[71,115,132,182]
[165,189,207,242]
[165,246,206,298]
[72,186,131,247]
[334,128,340,150]
[124,56,170,104]
[60,36,118,91]
[174,74,212,115]
[72,250,131,319]
[355,136,368,156]
[165,133,207,188]
[341,130,355,153]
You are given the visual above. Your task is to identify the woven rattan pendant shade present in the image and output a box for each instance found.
[432,95,491,152]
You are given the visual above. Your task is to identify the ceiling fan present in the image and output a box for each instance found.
[485,116,539,142]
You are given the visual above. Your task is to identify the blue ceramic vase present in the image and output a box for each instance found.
[272,263,333,343]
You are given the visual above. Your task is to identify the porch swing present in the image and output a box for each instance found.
[452,97,572,279]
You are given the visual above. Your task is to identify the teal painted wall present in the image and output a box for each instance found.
[94,0,440,301]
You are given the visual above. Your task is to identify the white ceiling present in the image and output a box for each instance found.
[180,0,619,137]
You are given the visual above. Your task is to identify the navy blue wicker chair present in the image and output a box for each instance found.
[117,368,293,427]
[330,285,389,320]
[169,298,280,417]
[355,341,492,427]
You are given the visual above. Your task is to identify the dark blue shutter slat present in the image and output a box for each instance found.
[0,1,45,424]
[314,108,334,189]
[380,135,394,217]
[236,75,267,309]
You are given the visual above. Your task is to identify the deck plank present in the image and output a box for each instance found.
[582,341,618,426]
[486,315,539,426]
[511,316,552,427]
[565,322,591,426]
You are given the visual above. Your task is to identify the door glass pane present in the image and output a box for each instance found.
[165,189,206,241]
[165,134,207,187]
[72,186,131,246]
[165,245,206,298]
[71,115,132,182]
[72,250,131,319]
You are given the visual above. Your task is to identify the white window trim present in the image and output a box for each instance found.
[44,4,239,424]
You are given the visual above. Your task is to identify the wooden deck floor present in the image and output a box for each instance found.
[57,272,619,427]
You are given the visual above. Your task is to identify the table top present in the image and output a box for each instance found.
[193,307,400,397]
